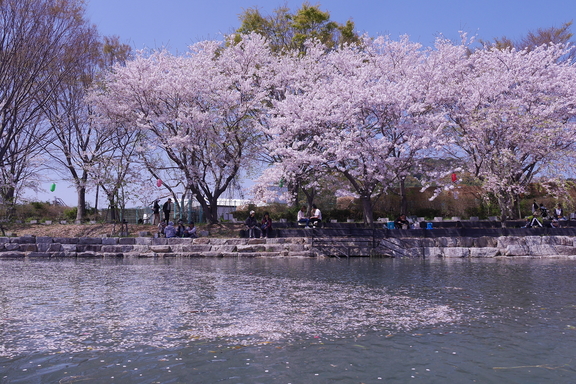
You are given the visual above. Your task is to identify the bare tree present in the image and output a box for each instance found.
[482,21,575,61]
[0,0,97,216]
[43,34,132,221]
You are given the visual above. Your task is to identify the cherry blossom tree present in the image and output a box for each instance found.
[91,34,274,224]
[262,37,445,224]
[439,43,576,221]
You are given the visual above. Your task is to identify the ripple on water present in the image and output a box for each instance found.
[0,259,468,358]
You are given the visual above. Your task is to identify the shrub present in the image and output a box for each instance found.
[63,207,78,221]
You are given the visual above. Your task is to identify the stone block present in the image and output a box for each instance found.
[210,245,238,253]
[134,252,156,258]
[524,236,543,246]
[4,243,21,251]
[0,252,25,258]
[102,253,124,258]
[435,237,460,247]
[38,243,62,252]
[186,245,213,252]
[423,247,443,258]
[442,247,469,258]
[497,237,525,248]
[77,252,99,257]
[247,239,267,245]
[119,237,136,245]
[403,248,424,258]
[504,244,531,256]
[102,237,119,245]
[474,237,498,248]
[132,245,152,253]
[135,237,153,245]
[237,245,266,253]
[53,237,78,244]
[469,247,500,258]
[51,252,77,258]
[61,244,77,252]
[165,238,189,244]
[36,236,53,243]
[543,236,573,246]
[150,245,171,253]
[77,244,102,252]
[27,252,51,258]
[10,236,36,244]
[221,239,243,245]
[531,245,576,256]
[79,237,102,244]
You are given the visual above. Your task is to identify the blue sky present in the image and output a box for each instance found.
[38,0,575,206]
[85,0,575,52]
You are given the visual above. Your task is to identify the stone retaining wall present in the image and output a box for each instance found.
[0,236,315,259]
[378,235,576,258]
[1,235,575,259]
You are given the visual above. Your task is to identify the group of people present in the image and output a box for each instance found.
[157,220,197,238]
[526,201,566,228]
[297,204,322,228]
[152,198,198,238]
[152,198,173,224]
[245,211,273,238]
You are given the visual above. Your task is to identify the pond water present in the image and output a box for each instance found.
[1,256,576,383]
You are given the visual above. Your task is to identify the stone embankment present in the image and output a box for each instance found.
[379,235,576,258]
[0,236,315,259]
[0,234,575,259]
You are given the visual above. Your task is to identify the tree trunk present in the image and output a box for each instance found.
[76,186,86,222]
[0,187,16,220]
[361,195,374,225]
[400,178,407,215]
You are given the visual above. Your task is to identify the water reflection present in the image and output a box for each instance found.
[1,257,576,382]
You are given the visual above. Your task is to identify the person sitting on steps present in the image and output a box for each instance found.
[297,206,310,228]
[245,210,258,238]
[309,204,322,228]
[394,214,410,229]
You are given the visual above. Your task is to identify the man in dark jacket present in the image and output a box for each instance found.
[245,210,258,238]
[163,198,173,222]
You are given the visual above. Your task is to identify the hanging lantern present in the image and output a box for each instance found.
[156,179,163,187]
[451,173,457,183]
[50,183,56,192]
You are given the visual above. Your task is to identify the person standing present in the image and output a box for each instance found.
[152,199,161,225]
[163,198,173,222]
